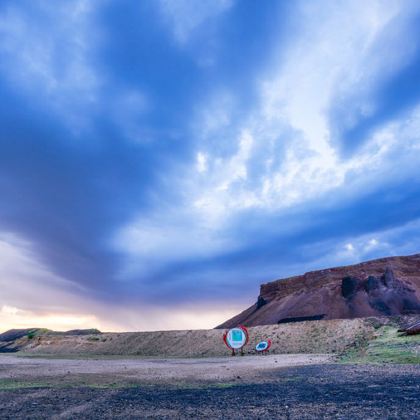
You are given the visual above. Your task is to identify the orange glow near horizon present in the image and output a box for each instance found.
[0,305,109,332]
[0,305,239,333]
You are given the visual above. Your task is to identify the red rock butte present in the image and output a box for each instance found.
[218,253,420,328]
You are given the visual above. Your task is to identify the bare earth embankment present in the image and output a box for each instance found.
[3,317,408,357]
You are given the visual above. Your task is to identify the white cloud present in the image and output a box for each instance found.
[262,0,416,145]
[157,0,234,45]
[113,206,238,279]
[345,243,355,253]
[365,238,379,251]
[341,238,381,261]
[84,0,420,312]
[113,1,420,278]
[186,0,420,217]
[293,218,420,275]
[196,152,208,173]
[193,130,257,222]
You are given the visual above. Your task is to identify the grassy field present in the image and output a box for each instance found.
[340,325,420,364]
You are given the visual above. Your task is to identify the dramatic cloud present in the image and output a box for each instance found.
[1,0,420,330]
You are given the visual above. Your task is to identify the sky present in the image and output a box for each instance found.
[1,0,420,332]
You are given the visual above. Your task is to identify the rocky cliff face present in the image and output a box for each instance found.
[218,254,420,328]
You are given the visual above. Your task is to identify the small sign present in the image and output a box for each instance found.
[255,339,272,353]
[223,325,249,354]
[226,328,247,349]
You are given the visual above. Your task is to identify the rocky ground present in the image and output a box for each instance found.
[0,353,332,387]
[0,354,419,419]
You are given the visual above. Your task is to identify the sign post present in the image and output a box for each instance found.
[223,325,249,356]
[255,339,272,354]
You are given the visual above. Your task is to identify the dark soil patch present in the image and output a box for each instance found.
[0,364,418,419]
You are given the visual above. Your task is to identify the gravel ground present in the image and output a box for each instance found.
[0,353,331,385]
[0,355,419,419]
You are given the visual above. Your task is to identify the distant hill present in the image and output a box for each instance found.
[218,254,420,328]
[0,328,41,344]
[0,328,101,353]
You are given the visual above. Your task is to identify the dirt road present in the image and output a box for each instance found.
[0,353,330,386]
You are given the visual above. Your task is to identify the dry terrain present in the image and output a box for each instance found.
[0,353,331,388]
[0,354,419,419]
[1,317,407,357]
[1,316,419,418]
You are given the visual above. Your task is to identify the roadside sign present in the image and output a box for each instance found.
[223,325,249,355]
[226,328,247,349]
[255,339,272,353]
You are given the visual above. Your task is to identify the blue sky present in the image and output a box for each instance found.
[1,0,420,331]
